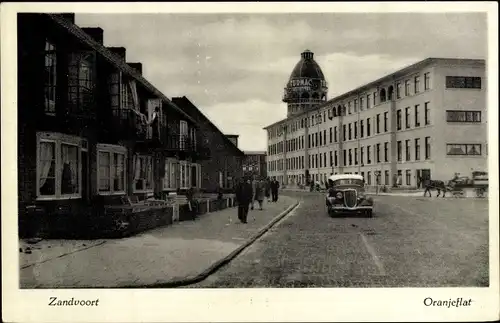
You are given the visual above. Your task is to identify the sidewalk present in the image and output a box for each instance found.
[20,196,298,288]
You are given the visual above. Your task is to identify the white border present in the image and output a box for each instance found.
[2,2,499,322]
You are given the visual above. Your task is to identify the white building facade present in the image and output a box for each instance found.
[265,54,487,188]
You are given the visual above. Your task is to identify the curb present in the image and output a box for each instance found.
[122,200,301,288]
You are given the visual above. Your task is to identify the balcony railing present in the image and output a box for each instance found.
[111,108,148,141]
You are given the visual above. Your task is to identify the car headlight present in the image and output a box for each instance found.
[336,192,343,199]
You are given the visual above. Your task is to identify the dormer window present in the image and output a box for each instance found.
[68,51,95,113]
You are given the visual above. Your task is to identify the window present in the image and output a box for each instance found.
[405,140,411,161]
[415,105,420,127]
[367,145,372,164]
[348,123,352,140]
[163,159,179,190]
[376,114,380,134]
[360,147,364,165]
[373,91,377,105]
[334,150,338,166]
[315,132,318,146]
[396,82,402,99]
[334,126,338,142]
[37,132,82,199]
[360,120,364,138]
[405,80,411,96]
[446,110,481,123]
[384,112,388,132]
[180,121,189,149]
[424,72,431,90]
[329,151,333,166]
[343,125,346,141]
[414,75,420,93]
[446,144,482,156]
[415,138,421,161]
[367,118,371,136]
[425,102,430,125]
[323,130,326,145]
[348,102,352,114]
[405,170,411,186]
[354,99,358,113]
[319,132,323,146]
[425,137,431,159]
[376,143,381,163]
[68,51,95,113]
[446,76,481,89]
[366,94,371,109]
[343,150,347,166]
[44,41,57,114]
[397,109,402,130]
[397,141,402,161]
[405,107,411,129]
[384,142,389,162]
[384,170,389,186]
[97,144,127,194]
[367,172,372,185]
[354,122,358,139]
[360,97,364,111]
[329,127,332,143]
[355,148,358,165]
[133,155,153,192]
[349,149,352,165]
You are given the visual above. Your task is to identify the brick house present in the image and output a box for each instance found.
[17,13,209,237]
[172,97,245,192]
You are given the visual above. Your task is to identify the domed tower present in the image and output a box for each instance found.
[283,49,328,117]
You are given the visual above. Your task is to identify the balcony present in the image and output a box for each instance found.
[110,108,148,141]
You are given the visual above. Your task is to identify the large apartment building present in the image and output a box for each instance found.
[265,50,487,188]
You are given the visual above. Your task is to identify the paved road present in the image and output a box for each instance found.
[192,192,489,287]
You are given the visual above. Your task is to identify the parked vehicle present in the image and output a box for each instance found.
[325,174,374,217]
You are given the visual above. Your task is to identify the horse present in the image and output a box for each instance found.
[422,179,449,198]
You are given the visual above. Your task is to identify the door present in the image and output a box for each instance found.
[81,150,89,202]
[421,169,431,181]
[416,169,422,188]
[191,165,197,188]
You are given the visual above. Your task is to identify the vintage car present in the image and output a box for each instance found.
[325,174,374,217]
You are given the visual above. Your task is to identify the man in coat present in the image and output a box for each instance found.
[235,178,253,223]
[270,178,280,202]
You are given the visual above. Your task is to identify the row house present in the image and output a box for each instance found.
[17,13,209,236]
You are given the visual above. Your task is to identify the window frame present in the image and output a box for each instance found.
[446,144,482,156]
[36,132,83,200]
[44,41,57,115]
[446,110,481,123]
[96,143,127,195]
[133,154,154,194]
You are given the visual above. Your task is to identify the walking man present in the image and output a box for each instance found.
[235,178,253,223]
[271,178,280,202]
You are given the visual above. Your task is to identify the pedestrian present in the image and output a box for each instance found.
[235,178,253,223]
[265,177,271,202]
[271,178,280,202]
[255,179,265,210]
[250,177,258,210]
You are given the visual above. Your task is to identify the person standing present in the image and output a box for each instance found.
[235,178,252,223]
[255,179,265,210]
[250,177,258,210]
[271,178,280,202]
[264,177,271,202]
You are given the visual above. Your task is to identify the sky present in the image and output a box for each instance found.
[76,12,487,152]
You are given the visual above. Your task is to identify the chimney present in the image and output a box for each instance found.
[82,27,104,45]
[107,47,126,62]
[128,63,143,75]
[58,13,75,24]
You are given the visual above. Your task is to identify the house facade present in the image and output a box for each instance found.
[172,97,244,192]
[242,151,267,179]
[18,13,211,236]
[265,51,487,188]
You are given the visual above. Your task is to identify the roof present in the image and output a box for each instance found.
[47,14,197,125]
[264,57,485,130]
[289,50,325,81]
[171,96,245,156]
[328,174,364,182]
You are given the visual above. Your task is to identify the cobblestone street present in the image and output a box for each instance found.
[193,192,489,287]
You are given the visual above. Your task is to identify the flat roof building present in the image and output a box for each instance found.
[264,51,487,188]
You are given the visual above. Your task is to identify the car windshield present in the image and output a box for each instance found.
[332,179,364,186]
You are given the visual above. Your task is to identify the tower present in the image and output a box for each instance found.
[282,49,328,117]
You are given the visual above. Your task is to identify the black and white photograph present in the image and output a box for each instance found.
[2,2,499,322]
